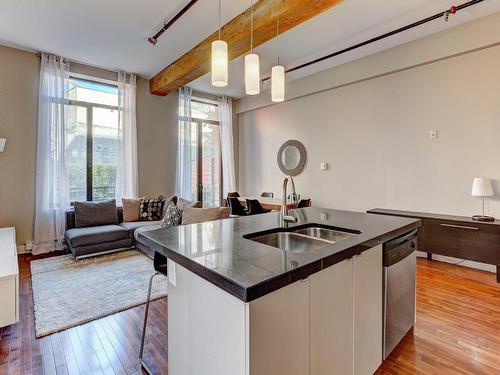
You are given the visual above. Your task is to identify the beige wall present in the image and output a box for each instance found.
[0,45,178,246]
[0,46,39,247]
[237,14,500,219]
[136,79,178,197]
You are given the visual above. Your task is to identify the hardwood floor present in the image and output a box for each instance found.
[376,260,500,375]
[1,254,499,375]
[0,253,167,375]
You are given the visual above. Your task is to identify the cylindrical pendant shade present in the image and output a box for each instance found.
[271,65,285,102]
[245,53,260,95]
[211,40,228,87]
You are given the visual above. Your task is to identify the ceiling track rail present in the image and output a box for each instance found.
[261,0,484,83]
[148,0,200,46]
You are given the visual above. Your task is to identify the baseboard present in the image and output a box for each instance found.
[416,251,496,273]
[17,245,27,254]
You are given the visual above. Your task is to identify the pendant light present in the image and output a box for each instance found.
[271,4,285,102]
[211,0,228,87]
[245,0,260,95]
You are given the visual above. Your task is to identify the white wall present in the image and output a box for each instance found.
[237,15,500,218]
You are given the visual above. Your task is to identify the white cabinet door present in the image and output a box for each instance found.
[249,278,310,375]
[310,258,354,375]
[354,245,383,375]
[168,261,248,375]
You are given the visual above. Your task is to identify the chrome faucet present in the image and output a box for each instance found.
[281,175,298,227]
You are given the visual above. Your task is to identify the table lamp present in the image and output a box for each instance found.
[471,177,495,222]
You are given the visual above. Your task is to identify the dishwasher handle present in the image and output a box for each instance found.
[384,230,417,267]
[384,229,418,251]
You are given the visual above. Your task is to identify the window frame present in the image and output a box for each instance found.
[186,96,223,207]
[67,75,120,202]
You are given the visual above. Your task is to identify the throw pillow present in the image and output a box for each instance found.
[74,200,118,228]
[160,202,183,228]
[218,207,231,219]
[122,198,141,222]
[140,196,166,221]
[161,195,178,218]
[181,207,220,225]
[177,198,202,209]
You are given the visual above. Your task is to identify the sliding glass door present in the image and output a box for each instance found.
[188,98,222,207]
[190,120,221,207]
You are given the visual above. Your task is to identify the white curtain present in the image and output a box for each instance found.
[219,96,236,197]
[116,72,139,200]
[176,87,194,200]
[33,54,71,254]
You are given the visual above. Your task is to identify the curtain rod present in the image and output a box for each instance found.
[261,0,484,83]
[148,0,200,45]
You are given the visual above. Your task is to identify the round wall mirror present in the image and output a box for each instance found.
[277,140,307,176]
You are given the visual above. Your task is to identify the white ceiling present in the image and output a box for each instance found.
[1,0,499,98]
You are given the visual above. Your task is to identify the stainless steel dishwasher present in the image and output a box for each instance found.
[383,229,417,359]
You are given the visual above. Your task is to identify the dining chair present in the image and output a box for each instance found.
[228,197,248,216]
[140,251,168,374]
[261,192,274,198]
[227,192,240,198]
[296,199,311,208]
[246,199,272,215]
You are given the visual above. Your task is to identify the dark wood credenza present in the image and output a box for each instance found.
[367,208,500,283]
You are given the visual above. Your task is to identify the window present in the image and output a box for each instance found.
[66,77,120,202]
[186,98,222,207]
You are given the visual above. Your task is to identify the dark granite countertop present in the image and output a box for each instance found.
[139,208,420,302]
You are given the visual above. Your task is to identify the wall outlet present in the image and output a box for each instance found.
[430,130,438,139]
[320,162,328,170]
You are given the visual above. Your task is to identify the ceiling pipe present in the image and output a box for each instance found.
[261,0,484,83]
[148,0,200,46]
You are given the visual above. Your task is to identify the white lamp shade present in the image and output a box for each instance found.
[211,40,228,87]
[245,53,260,95]
[471,177,494,197]
[0,138,5,153]
[271,65,285,102]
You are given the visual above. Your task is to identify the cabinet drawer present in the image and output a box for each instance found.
[460,231,500,265]
[422,220,460,257]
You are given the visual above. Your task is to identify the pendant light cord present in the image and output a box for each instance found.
[250,0,254,52]
[218,0,221,39]
[276,4,280,65]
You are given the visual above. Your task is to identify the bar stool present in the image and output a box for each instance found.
[139,251,168,375]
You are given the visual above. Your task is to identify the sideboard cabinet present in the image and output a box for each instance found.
[368,209,500,282]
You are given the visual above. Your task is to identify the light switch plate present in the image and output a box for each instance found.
[320,162,328,170]
[430,130,438,139]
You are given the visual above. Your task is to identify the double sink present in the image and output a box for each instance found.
[244,224,361,253]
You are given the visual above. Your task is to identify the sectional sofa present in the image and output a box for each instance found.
[64,205,162,260]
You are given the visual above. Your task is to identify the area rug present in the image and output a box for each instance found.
[31,250,167,338]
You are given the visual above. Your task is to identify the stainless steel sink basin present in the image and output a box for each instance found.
[244,224,360,253]
[248,232,331,253]
[292,227,357,243]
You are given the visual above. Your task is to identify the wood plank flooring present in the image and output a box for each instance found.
[0,253,167,375]
[1,254,498,375]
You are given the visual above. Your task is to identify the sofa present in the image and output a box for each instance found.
[64,198,230,260]
[65,205,161,260]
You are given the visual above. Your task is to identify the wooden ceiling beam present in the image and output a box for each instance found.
[150,0,344,96]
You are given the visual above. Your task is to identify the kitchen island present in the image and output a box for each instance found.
[139,207,420,375]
